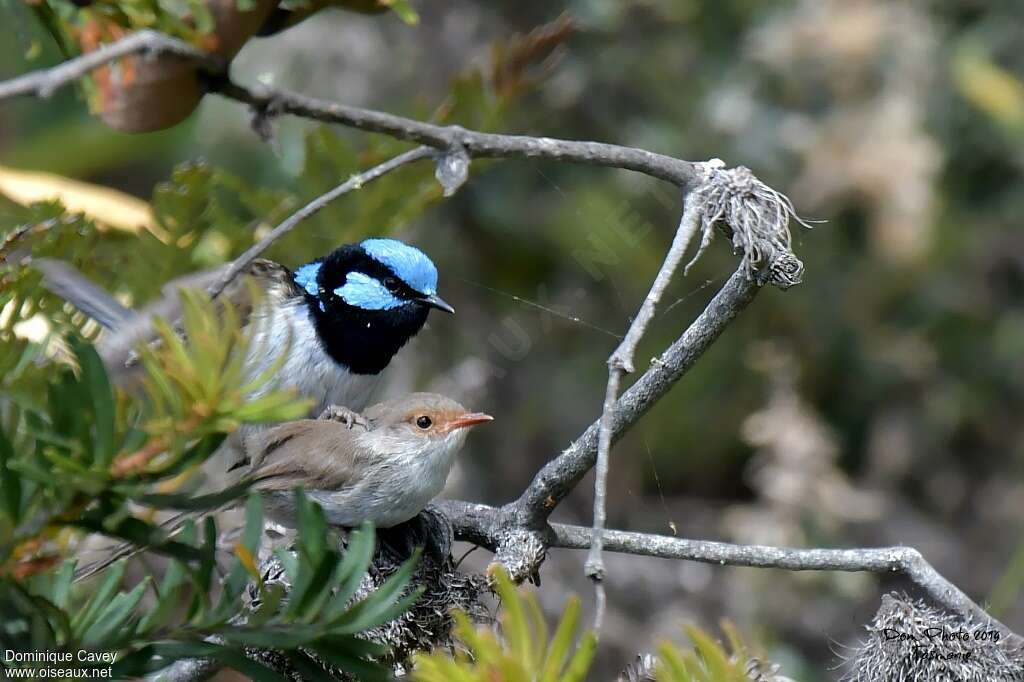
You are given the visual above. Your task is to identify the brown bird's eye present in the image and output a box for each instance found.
[383,277,400,292]
[416,415,432,429]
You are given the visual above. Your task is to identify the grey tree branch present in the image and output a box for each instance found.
[206,146,433,299]
[212,81,700,187]
[564,527,1024,650]
[437,499,1024,650]
[584,196,705,631]
[0,29,699,187]
[0,30,222,101]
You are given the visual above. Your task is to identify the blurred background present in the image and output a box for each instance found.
[2,1,1023,679]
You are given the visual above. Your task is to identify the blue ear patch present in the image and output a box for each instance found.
[360,238,438,295]
[334,272,404,310]
[294,262,322,297]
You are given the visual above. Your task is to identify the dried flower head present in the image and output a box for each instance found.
[839,593,1024,682]
[686,160,814,290]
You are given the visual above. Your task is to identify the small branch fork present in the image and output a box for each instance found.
[1,28,1019,657]
[585,190,708,631]
[0,30,221,100]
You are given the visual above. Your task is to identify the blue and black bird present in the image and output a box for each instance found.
[36,238,453,466]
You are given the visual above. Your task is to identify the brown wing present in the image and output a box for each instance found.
[247,420,369,493]
[99,259,302,386]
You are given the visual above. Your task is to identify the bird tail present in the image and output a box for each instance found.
[34,258,137,330]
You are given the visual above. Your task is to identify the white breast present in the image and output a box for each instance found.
[245,299,381,414]
[213,300,380,474]
[305,430,467,528]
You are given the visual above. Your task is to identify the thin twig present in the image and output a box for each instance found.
[206,146,433,299]
[584,194,705,631]
[0,30,222,101]
[515,268,760,529]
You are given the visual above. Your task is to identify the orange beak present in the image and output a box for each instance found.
[444,412,494,433]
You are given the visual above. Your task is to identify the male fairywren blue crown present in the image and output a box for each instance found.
[292,238,453,375]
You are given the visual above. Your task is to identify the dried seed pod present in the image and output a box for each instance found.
[93,55,205,133]
[91,0,278,133]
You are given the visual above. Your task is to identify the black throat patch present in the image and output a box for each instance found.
[295,244,435,375]
[306,298,430,375]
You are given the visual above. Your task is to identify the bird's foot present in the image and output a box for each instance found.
[317,404,370,430]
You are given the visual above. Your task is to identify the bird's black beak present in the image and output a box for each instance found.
[419,293,455,314]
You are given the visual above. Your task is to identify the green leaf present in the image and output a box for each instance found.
[561,630,597,682]
[196,516,217,594]
[686,625,731,681]
[337,585,423,636]
[205,645,289,682]
[138,577,186,634]
[315,634,388,659]
[156,0,193,20]
[495,566,532,669]
[525,581,548,670]
[132,642,288,681]
[283,651,337,681]
[273,547,299,585]
[0,423,22,521]
[47,372,87,450]
[51,559,76,610]
[247,583,286,628]
[9,584,71,649]
[332,552,421,634]
[74,511,203,565]
[540,595,581,681]
[110,645,162,678]
[71,560,127,639]
[128,434,227,484]
[72,338,116,467]
[657,640,690,681]
[133,479,251,511]
[385,0,419,25]
[220,625,317,649]
[293,489,326,560]
[288,549,340,621]
[306,644,392,682]
[322,523,375,622]
[139,559,189,634]
[220,492,264,602]
[83,577,149,647]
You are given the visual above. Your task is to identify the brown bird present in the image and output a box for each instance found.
[74,393,491,580]
[245,392,493,528]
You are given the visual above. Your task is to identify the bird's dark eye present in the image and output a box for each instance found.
[383,277,400,292]
[416,415,432,429]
